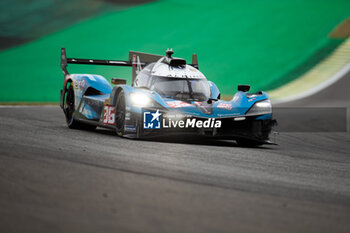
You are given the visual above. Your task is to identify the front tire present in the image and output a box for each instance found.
[64,83,96,130]
[115,89,126,136]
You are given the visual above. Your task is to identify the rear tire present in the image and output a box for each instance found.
[115,90,126,136]
[64,83,96,130]
[235,138,263,147]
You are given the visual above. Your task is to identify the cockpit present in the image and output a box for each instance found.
[133,63,211,101]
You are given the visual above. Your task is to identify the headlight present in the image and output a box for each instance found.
[130,92,151,107]
[246,99,272,115]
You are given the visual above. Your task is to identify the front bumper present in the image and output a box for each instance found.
[144,117,275,141]
[124,108,277,144]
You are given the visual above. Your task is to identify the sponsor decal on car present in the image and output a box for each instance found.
[104,98,111,105]
[125,125,136,132]
[80,80,85,90]
[193,101,210,114]
[194,101,202,105]
[103,105,115,125]
[217,103,232,110]
[143,110,221,129]
[217,113,240,117]
[73,80,85,90]
[166,100,192,108]
[74,81,79,89]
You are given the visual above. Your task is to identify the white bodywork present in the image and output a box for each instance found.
[151,61,206,79]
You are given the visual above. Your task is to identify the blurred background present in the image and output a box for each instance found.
[0,0,349,102]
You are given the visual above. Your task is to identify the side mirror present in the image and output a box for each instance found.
[111,78,127,85]
[238,85,250,92]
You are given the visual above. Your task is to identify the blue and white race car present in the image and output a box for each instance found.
[60,48,276,146]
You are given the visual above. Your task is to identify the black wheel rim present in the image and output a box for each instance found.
[115,91,125,134]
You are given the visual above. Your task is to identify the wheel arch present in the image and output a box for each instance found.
[110,85,135,106]
[110,86,124,106]
[60,75,74,110]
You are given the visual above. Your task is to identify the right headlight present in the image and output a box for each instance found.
[246,99,272,116]
[130,92,151,107]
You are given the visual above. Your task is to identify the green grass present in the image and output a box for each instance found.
[1,0,350,102]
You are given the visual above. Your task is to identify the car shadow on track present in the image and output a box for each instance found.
[144,136,274,149]
[92,128,274,149]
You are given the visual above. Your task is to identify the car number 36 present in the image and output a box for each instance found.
[103,106,115,125]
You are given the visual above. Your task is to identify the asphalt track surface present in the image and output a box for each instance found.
[1,73,350,232]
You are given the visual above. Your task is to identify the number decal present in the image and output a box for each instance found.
[103,106,108,123]
[103,106,115,125]
[108,107,115,124]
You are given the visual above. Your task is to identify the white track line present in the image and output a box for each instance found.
[272,62,350,104]
[2,62,350,107]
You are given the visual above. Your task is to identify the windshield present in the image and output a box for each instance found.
[148,76,211,101]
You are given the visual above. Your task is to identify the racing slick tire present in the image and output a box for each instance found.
[235,138,263,147]
[115,89,126,136]
[64,83,96,130]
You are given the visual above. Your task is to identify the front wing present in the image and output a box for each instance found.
[123,107,276,144]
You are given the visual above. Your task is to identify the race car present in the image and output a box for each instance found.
[60,48,276,146]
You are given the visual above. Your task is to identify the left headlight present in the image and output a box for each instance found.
[130,92,151,107]
[246,99,272,115]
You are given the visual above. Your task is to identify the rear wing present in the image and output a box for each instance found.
[61,47,136,75]
[61,48,199,84]
[128,51,163,83]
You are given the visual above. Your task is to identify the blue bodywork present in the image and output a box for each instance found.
[60,48,276,144]
[68,74,271,121]
[65,73,274,143]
